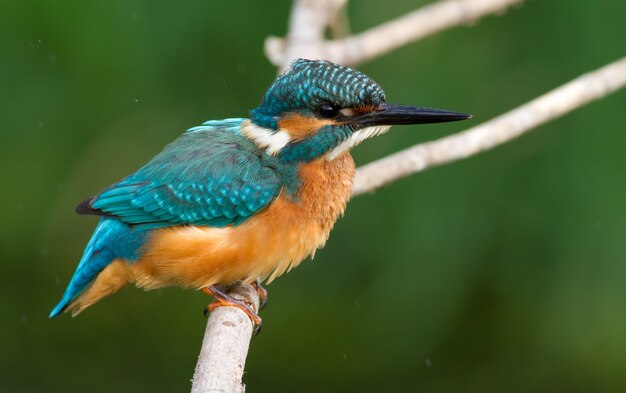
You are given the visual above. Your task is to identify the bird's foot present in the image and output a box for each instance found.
[202,286,262,335]
[252,279,268,311]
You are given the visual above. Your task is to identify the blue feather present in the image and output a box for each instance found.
[49,218,148,317]
[87,122,284,230]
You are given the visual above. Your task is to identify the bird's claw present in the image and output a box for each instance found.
[202,286,263,335]
[252,280,268,311]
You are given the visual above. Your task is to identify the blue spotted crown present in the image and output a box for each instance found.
[251,59,386,129]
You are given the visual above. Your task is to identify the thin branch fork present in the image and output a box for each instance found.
[324,0,523,66]
[267,0,348,72]
[266,0,523,69]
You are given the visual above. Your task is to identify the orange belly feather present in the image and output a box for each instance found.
[70,153,355,313]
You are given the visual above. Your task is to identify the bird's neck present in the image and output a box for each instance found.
[242,120,351,163]
[242,119,356,215]
[290,152,355,231]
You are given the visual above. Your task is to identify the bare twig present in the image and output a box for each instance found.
[190,284,259,393]
[325,0,522,66]
[266,0,522,68]
[266,0,347,72]
[352,57,626,195]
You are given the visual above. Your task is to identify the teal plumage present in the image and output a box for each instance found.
[49,218,148,317]
[251,59,385,129]
[87,119,284,230]
[51,119,289,316]
[50,59,469,319]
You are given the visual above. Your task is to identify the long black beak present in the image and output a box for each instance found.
[354,103,471,127]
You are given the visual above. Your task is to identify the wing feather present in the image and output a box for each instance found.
[81,121,282,230]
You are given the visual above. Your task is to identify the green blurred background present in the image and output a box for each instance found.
[2,0,626,392]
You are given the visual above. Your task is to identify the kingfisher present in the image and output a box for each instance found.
[50,59,470,330]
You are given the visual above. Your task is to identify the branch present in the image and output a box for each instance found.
[266,0,347,73]
[352,56,626,196]
[266,0,522,68]
[325,0,522,66]
[190,284,259,393]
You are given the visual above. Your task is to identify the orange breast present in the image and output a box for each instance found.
[128,153,355,290]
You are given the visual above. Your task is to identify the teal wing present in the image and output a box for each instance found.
[80,119,282,231]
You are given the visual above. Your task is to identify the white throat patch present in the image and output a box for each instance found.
[326,125,391,160]
[242,122,291,156]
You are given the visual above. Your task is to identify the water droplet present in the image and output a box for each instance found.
[424,358,431,367]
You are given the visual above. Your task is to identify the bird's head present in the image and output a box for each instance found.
[247,59,470,163]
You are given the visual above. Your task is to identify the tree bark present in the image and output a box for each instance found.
[190,284,259,393]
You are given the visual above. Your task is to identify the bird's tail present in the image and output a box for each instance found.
[49,218,130,318]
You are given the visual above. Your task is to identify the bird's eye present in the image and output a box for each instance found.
[318,103,339,119]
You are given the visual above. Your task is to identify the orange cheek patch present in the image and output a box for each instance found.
[278,113,337,141]
[355,104,376,114]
